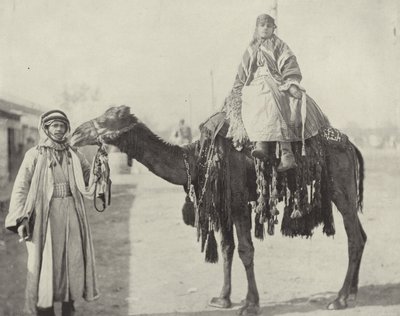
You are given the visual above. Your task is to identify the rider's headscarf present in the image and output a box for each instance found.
[251,14,277,45]
[256,14,276,28]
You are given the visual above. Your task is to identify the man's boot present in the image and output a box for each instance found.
[251,141,269,159]
[36,306,55,316]
[62,301,75,316]
[277,142,297,172]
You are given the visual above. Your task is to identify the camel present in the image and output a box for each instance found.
[71,105,366,315]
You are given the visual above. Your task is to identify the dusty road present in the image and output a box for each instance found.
[1,149,400,316]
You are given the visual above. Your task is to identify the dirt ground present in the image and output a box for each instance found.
[1,149,400,316]
[126,149,400,316]
[0,183,135,316]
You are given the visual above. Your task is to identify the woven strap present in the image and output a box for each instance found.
[301,91,307,156]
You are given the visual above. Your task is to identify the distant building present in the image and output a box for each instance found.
[0,98,43,187]
[344,126,400,151]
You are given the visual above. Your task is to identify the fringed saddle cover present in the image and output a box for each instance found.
[194,113,352,260]
[252,127,352,238]
[254,137,335,239]
[194,120,232,263]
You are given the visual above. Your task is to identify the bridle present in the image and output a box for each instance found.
[92,141,112,212]
[90,119,112,212]
[88,118,142,211]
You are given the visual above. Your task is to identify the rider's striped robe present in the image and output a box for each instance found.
[231,34,329,142]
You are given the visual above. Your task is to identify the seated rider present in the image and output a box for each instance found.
[225,13,330,171]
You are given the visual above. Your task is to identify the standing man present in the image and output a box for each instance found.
[173,119,192,145]
[5,110,99,316]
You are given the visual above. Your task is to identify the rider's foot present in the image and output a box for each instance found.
[277,142,297,172]
[251,142,268,160]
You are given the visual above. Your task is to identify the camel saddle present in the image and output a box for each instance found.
[199,111,349,151]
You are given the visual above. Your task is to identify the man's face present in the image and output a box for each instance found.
[47,120,67,141]
[257,22,275,39]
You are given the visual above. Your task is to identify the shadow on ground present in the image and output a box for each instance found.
[140,283,400,316]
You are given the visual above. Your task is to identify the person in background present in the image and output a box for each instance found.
[172,119,192,145]
[5,110,99,316]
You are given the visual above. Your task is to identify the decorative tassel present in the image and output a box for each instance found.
[201,229,207,252]
[205,230,218,263]
[267,217,275,236]
[281,205,293,237]
[255,201,267,215]
[323,221,336,236]
[182,195,196,227]
[290,208,302,219]
[254,213,264,240]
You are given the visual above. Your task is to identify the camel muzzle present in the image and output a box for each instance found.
[71,121,98,147]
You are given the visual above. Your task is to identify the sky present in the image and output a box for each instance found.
[0,0,399,131]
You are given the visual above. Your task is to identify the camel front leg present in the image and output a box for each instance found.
[234,208,260,316]
[209,223,235,308]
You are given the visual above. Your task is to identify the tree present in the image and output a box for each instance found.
[57,83,101,125]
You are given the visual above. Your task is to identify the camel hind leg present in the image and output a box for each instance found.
[327,147,367,310]
[328,196,367,309]
[348,217,367,298]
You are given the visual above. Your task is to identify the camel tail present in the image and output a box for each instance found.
[353,143,364,212]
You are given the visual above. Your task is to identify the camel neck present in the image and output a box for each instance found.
[111,124,197,186]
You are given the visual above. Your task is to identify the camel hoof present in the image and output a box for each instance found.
[209,297,232,309]
[327,297,347,310]
[237,301,260,316]
[348,292,357,302]
[348,290,357,302]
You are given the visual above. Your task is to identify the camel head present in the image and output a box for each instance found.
[71,105,138,147]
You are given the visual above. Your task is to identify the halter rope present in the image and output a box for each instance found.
[90,119,112,212]
[92,142,112,212]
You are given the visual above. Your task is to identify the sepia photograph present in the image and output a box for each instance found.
[0,0,399,315]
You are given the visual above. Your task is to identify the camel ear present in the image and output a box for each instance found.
[116,105,137,124]
[118,105,131,117]
[118,105,131,116]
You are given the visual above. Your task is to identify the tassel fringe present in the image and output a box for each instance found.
[182,195,196,227]
[205,230,219,263]
[254,213,265,240]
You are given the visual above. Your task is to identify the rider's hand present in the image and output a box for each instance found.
[17,218,30,242]
[289,85,302,99]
